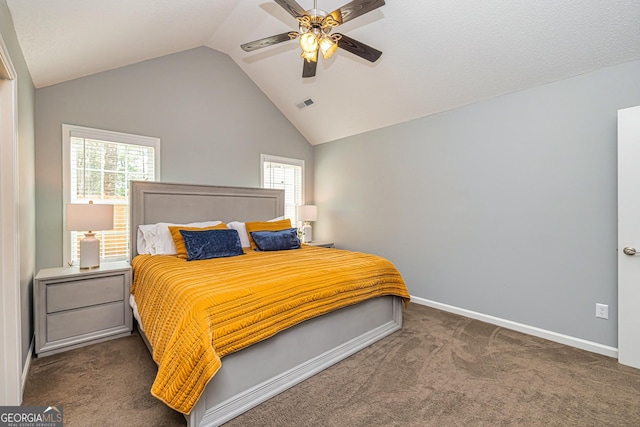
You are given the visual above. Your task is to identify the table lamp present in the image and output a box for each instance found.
[297,205,317,243]
[66,201,114,269]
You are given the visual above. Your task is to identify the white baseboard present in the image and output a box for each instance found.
[410,296,618,359]
[21,337,34,402]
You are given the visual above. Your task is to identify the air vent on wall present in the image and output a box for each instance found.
[297,98,314,109]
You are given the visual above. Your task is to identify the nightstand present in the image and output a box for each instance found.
[34,261,133,357]
[306,241,335,248]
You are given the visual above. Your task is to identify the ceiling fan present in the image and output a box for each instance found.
[241,0,385,78]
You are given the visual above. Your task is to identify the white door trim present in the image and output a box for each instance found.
[0,33,22,405]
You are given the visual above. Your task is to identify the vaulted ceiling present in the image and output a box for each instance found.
[6,0,640,145]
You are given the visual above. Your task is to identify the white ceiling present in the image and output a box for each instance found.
[6,0,640,145]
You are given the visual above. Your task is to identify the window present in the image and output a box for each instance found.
[63,125,160,265]
[261,154,304,226]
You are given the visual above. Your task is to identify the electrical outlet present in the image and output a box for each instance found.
[596,303,608,319]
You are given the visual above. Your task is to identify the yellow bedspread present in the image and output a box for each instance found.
[131,245,410,414]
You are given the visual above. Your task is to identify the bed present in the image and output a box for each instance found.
[128,181,410,427]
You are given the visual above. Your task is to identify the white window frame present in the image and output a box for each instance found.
[62,124,161,266]
[260,154,305,226]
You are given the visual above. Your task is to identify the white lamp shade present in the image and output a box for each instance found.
[66,203,114,231]
[297,205,318,222]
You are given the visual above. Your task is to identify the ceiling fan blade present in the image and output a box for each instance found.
[328,0,385,25]
[241,32,294,52]
[302,60,317,78]
[274,0,307,18]
[336,34,382,62]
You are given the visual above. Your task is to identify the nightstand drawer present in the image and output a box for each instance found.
[46,275,124,313]
[47,301,125,342]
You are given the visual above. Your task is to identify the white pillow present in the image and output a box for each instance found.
[136,228,149,255]
[138,221,222,255]
[227,221,250,248]
[227,217,286,248]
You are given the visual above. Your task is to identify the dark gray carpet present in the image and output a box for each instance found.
[23,304,640,426]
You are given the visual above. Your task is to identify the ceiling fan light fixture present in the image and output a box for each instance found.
[300,32,319,62]
[300,32,318,52]
[319,37,337,59]
[301,48,318,62]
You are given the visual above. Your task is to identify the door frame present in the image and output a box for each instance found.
[0,33,22,404]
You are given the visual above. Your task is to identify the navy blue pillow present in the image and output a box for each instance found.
[179,229,244,261]
[250,228,301,251]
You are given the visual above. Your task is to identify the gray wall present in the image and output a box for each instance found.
[314,59,640,348]
[0,0,36,369]
[35,47,313,270]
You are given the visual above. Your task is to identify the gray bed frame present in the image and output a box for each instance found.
[129,180,404,427]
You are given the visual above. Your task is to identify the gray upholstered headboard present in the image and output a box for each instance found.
[129,181,285,259]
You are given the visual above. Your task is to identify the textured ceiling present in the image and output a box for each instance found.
[6,0,640,145]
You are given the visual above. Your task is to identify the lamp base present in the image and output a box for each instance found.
[301,222,313,243]
[79,232,100,269]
